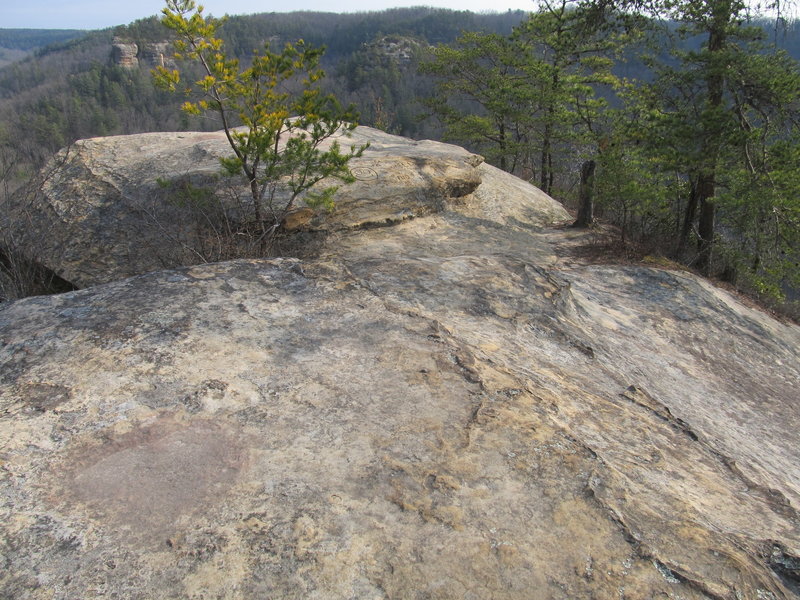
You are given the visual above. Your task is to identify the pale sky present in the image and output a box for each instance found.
[2,1,535,30]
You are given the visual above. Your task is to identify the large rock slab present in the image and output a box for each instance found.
[1,131,799,599]
[1,254,798,600]
[8,127,566,288]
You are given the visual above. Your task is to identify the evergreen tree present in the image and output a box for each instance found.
[154,0,366,253]
[614,0,800,283]
[420,31,534,174]
[513,0,628,194]
[421,1,629,195]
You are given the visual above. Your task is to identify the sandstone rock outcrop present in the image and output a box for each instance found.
[1,130,799,599]
[139,41,173,68]
[111,39,174,69]
[111,38,138,69]
[367,35,421,63]
[8,127,564,288]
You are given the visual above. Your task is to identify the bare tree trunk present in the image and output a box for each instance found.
[696,177,716,271]
[498,121,507,173]
[694,1,729,274]
[540,117,553,195]
[677,176,699,255]
[572,159,596,228]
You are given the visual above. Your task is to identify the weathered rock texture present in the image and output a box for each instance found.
[1,130,799,600]
[139,42,173,68]
[9,127,561,289]
[111,39,174,69]
[367,35,421,63]
[111,38,138,69]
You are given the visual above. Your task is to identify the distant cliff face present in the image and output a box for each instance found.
[1,129,799,599]
[369,35,422,63]
[111,37,174,69]
[138,41,172,67]
[111,38,139,68]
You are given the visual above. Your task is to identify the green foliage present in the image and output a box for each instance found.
[421,0,632,194]
[421,31,533,173]
[594,128,676,243]
[513,0,632,194]
[154,0,366,251]
[715,136,800,298]
[588,0,800,298]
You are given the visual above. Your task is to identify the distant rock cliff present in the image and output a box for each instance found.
[139,41,172,67]
[368,35,422,63]
[111,37,174,69]
[111,38,139,68]
[1,129,799,599]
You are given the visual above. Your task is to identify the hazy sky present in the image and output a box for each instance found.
[2,0,536,30]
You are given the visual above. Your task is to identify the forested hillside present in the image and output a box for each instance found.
[0,9,525,159]
[1,4,799,315]
[0,29,85,68]
[2,9,798,159]
[0,29,85,51]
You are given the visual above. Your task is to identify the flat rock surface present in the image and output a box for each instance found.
[1,131,799,599]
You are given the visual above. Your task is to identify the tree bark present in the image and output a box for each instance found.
[694,0,730,274]
[572,159,596,228]
[678,175,699,255]
[696,175,716,272]
[498,121,507,173]
[539,122,552,195]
